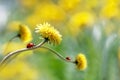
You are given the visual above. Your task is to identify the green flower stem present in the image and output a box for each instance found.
[0,39,47,67]
[41,46,75,63]
[3,35,18,54]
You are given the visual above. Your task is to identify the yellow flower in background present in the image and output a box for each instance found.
[7,21,32,43]
[106,0,120,4]
[85,0,98,10]
[0,61,38,80]
[70,11,95,27]
[101,2,119,19]
[59,0,80,11]
[19,24,32,43]
[35,22,62,45]
[34,2,65,21]
[26,14,42,28]
[75,53,87,70]
[68,11,95,36]
[26,2,65,27]
[7,21,21,31]
[19,0,38,8]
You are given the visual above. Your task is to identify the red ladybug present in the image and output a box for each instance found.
[66,57,71,61]
[27,43,35,48]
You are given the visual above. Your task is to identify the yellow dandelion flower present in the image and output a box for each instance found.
[35,22,62,45]
[59,0,80,11]
[85,0,98,10]
[70,11,94,27]
[68,11,95,36]
[26,2,65,29]
[34,2,65,21]
[101,2,119,19]
[19,24,32,43]
[75,53,87,70]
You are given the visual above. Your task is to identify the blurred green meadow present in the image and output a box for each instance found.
[0,0,120,80]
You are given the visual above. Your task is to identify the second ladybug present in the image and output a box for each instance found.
[27,42,35,48]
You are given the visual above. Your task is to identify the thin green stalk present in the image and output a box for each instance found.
[3,35,18,54]
[41,46,75,63]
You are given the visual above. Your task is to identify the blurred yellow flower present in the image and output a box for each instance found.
[35,2,65,21]
[19,24,32,43]
[26,14,42,28]
[19,0,38,8]
[7,21,32,43]
[106,0,119,4]
[0,61,38,80]
[35,22,62,45]
[26,2,65,27]
[75,53,87,70]
[59,0,80,11]
[70,11,95,27]
[7,21,21,31]
[68,11,95,36]
[101,2,119,19]
[85,0,98,10]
